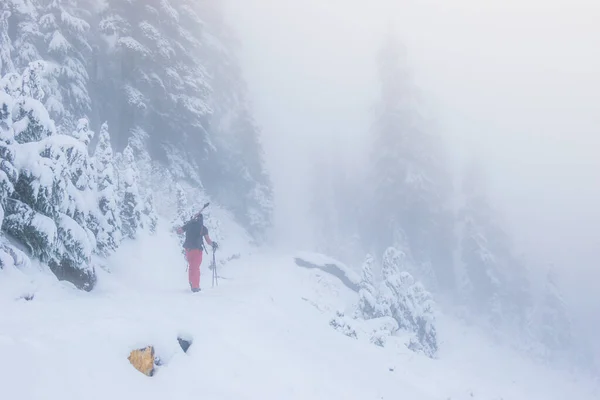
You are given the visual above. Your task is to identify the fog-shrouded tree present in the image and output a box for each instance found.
[526,266,575,364]
[96,0,212,167]
[457,157,532,331]
[364,31,454,293]
[0,8,15,76]
[193,0,273,241]
[6,0,43,70]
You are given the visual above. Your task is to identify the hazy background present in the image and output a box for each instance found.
[224,0,600,318]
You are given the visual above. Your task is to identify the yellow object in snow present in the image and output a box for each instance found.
[128,346,155,376]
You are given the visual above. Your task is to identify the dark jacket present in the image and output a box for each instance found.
[180,219,208,250]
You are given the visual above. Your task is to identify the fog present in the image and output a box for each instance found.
[224,0,600,317]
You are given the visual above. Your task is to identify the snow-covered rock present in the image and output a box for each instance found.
[293,251,361,292]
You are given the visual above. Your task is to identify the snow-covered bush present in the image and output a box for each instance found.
[329,311,358,339]
[352,247,439,358]
[367,316,399,347]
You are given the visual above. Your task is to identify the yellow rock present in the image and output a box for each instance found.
[128,346,155,376]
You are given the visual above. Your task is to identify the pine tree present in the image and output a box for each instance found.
[92,121,121,255]
[377,246,438,357]
[56,117,96,237]
[0,9,15,76]
[118,144,142,240]
[96,0,212,163]
[356,253,378,319]
[126,126,152,192]
[365,31,454,292]
[457,158,532,329]
[141,193,157,234]
[0,87,17,220]
[7,0,43,70]
[175,182,189,223]
[38,0,92,134]
[536,268,573,356]
[1,64,96,290]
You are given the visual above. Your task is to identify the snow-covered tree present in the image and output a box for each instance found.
[92,121,121,255]
[1,64,96,290]
[175,182,188,221]
[118,144,142,240]
[70,117,93,145]
[141,193,157,234]
[534,268,573,358]
[365,31,454,292]
[38,0,92,134]
[0,9,15,75]
[457,158,532,330]
[6,0,43,70]
[96,0,212,161]
[356,253,378,319]
[51,118,98,269]
[0,88,17,220]
[377,246,438,357]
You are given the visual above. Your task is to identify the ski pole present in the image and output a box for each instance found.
[211,247,218,287]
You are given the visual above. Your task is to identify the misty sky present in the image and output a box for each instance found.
[224,0,600,311]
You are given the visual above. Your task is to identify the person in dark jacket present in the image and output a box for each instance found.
[175,213,218,292]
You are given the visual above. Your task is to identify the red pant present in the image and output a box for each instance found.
[186,249,203,289]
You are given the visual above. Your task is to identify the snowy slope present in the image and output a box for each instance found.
[1,225,598,400]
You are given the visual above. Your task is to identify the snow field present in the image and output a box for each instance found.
[1,225,598,400]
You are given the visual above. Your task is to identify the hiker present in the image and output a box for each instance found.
[175,212,218,292]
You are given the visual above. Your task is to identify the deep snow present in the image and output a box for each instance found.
[1,225,598,400]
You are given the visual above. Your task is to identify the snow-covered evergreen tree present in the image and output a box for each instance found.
[0,9,15,76]
[377,246,438,357]
[457,158,532,330]
[141,193,157,234]
[365,31,454,293]
[70,117,93,145]
[96,0,212,163]
[4,0,274,244]
[38,0,92,134]
[0,87,17,221]
[92,121,121,255]
[1,63,96,290]
[175,182,188,221]
[356,253,378,319]
[534,268,573,359]
[6,0,43,70]
[118,144,142,240]
[54,118,97,265]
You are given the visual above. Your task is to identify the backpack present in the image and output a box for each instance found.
[183,213,206,250]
